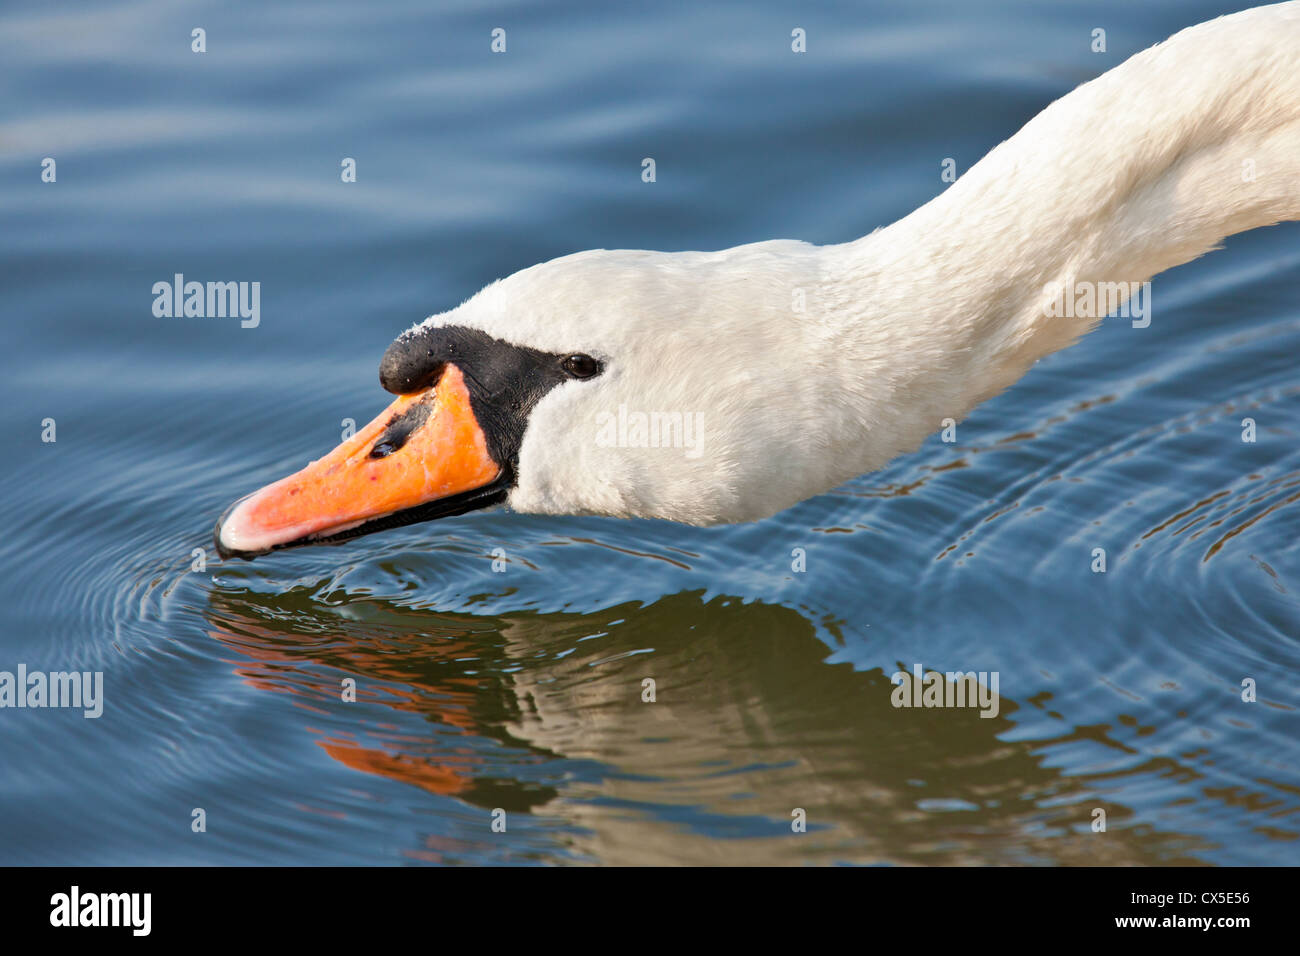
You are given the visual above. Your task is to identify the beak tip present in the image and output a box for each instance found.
[213,495,270,561]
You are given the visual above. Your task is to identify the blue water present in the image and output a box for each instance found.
[2,0,1297,865]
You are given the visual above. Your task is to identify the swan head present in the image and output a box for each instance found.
[215,241,852,558]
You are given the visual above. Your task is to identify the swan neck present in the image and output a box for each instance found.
[829,3,1300,439]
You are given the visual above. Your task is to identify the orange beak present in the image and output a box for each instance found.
[215,364,503,558]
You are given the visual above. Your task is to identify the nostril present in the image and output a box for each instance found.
[368,400,434,458]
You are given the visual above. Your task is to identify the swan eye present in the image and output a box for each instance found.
[561,353,601,379]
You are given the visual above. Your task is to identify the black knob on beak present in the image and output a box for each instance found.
[379,327,446,395]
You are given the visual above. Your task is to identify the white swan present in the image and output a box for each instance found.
[217,2,1300,558]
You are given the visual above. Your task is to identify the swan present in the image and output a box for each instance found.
[216,2,1300,559]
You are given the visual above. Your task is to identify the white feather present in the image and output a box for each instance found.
[413,2,1300,525]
